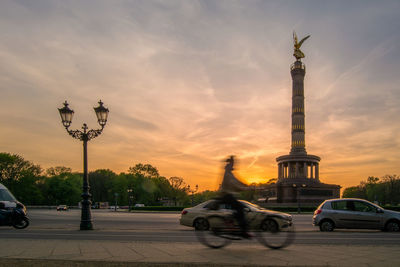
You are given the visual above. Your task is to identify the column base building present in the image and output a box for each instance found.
[273,154,340,204]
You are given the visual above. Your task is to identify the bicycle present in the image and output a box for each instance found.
[195,212,295,249]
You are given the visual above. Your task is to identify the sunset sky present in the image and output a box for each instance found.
[1,1,399,191]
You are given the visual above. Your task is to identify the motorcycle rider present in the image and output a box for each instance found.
[0,202,7,219]
[0,202,12,224]
[216,155,251,238]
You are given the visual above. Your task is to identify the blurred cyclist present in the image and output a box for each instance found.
[216,155,250,238]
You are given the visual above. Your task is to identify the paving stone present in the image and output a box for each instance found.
[1,238,400,266]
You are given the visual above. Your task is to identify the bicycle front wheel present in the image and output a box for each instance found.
[255,218,295,249]
[195,215,232,249]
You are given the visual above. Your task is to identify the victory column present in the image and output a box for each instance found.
[270,32,340,204]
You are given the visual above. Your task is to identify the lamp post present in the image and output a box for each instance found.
[114,193,119,212]
[187,184,198,206]
[127,189,133,212]
[58,100,109,230]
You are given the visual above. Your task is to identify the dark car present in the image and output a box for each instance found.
[56,205,68,211]
[313,198,400,232]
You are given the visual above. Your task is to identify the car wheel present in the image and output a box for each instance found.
[194,218,209,230]
[13,217,29,229]
[385,221,400,232]
[319,220,334,232]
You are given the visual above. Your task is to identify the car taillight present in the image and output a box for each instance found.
[314,209,322,215]
[181,210,188,215]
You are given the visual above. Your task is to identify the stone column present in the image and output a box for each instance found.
[278,163,282,179]
[303,162,307,178]
[295,162,299,178]
[283,164,287,178]
[315,163,319,180]
[285,163,288,178]
[290,162,294,178]
[279,163,281,178]
[290,61,306,155]
[310,163,314,179]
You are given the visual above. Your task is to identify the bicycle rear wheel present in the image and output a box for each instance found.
[195,215,232,249]
[255,218,295,249]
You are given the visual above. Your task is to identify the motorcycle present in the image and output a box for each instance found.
[0,201,29,229]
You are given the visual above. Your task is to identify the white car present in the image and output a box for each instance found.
[180,199,292,231]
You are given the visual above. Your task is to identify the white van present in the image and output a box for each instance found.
[0,183,24,210]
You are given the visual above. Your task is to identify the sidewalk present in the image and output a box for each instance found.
[0,238,399,267]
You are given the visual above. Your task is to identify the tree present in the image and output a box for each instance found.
[43,172,82,205]
[125,164,164,205]
[152,176,174,204]
[169,176,186,190]
[0,152,43,200]
[365,176,380,203]
[342,185,366,199]
[382,174,400,205]
[265,178,277,185]
[45,166,72,176]
[12,175,45,205]
[239,182,258,201]
[342,175,400,205]
[128,163,159,178]
[193,190,218,204]
[0,152,42,183]
[367,176,379,184]
[168,176,188,206]
[89,169,117,203]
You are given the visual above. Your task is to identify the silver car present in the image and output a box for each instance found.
[180,199,292,231]
[313,198,400,232]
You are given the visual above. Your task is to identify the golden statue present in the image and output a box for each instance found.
[293,31,310,60]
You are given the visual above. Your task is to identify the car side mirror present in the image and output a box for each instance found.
[377,208,384,214]
[0,202,5,209]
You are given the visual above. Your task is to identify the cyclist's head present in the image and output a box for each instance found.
[226,155,235,163]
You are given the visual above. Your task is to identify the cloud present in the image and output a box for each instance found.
[0,0,399,190]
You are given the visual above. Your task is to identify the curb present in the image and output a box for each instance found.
[0,258,327,267]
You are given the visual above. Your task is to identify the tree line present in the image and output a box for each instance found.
[1,152,399,207]
[0,152,217,207]
[342,175,400,205]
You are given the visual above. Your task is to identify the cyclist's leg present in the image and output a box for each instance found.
[221,194,247,234]
[231,199,247,233]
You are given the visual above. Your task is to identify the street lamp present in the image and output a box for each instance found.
[127,189,133,212]
[58,100,109,230]
[187,184,198,206]
[114,193,119,211]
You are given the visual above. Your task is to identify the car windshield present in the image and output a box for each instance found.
[240,200,279,212]
[198,200,213,208]
[0,189,17,201]
[240,200,263,210]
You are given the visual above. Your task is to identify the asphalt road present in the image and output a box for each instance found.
[1,209,399,246]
